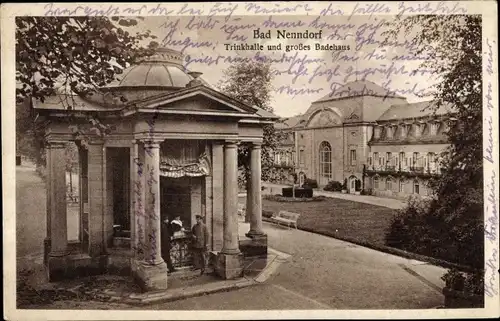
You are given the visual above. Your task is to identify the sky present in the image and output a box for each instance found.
[124,14,442,118]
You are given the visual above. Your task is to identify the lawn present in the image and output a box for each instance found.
[261,197,398,248]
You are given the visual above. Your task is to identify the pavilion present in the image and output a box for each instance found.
[33,47,277,290]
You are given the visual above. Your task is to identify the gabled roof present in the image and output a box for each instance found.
[314,80,404,103]
[378,101,453,121]
[123,84,279,120]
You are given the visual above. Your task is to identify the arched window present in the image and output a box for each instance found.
[319,141,332,184]
[373,176,380,189]
[386,177,393,191]
[413,180,420,194]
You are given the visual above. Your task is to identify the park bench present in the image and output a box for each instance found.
[271,210,300,229]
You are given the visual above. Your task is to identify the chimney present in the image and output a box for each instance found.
[186,71,203,87]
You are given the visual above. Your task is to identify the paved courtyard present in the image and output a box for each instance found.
[15,164,446,309]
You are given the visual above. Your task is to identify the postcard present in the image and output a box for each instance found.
[2,1,499,320]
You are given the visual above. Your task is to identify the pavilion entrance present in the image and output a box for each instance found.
[160,177,194,269]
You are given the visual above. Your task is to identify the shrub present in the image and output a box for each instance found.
[360,189,373,195]
[324,180,343,192]
[442,269,484,295]
[262,210,274,218]
[282,187,313,198]
[303,178,318,188]
[385,196,484,269]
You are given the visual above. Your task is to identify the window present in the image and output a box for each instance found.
[386,177,392,191]
[319,141,332,181]
[399,180,405,192]
[350,149,357,165]
[415,124,422,137]
[387,126,395,139]
[368,156,372,166]
[399,152,406,167]
[430,123,437,135]
[386,152,392,166]
[386,126,392,139]
[413,152,419,166]
[413,180,420,194]
[374,152,379,166]
[374,177,379,189]
[299,149,305,165]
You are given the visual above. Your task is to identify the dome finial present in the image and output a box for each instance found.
[187,71,204,87]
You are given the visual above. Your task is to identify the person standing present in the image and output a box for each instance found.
[162,216,183,273]
[191,215,209,275]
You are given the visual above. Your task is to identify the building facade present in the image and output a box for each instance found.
[273,80,453,200]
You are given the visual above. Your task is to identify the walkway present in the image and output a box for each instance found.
[153,221,445,309]
[262,183,406,209]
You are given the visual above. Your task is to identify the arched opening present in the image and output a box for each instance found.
[348,175,357,194]
[386,177,393,192]
[319,141,333,186]
[413,179,420,194]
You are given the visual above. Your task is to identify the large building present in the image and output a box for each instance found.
[273,80,454,199]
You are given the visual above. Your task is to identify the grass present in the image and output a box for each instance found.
[262,197,397,247]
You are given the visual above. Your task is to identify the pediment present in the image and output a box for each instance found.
[307,108,341,127]
[159,95,239,113]
[132,87,257,116]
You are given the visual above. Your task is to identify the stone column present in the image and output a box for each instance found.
[131,139,168,291]
[144,141,164,266]
[46,141,69,281]
[245,142,268,257]
[247,142,264,236]
[48,141,69,256]
[43,140,52,265]
[216,141,243,279]
[211,142,224,251]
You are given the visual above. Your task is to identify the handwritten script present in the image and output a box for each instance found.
[483,38,498,298]
[41,2,470,102]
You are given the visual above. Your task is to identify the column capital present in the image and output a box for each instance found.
[45,141,67,149]
[140,138,164,147]
[224,140,239,148]
[251,142,263,149]
[87,139,105,146]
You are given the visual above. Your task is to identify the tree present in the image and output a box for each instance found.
[15,16,155,165]
[218,59,285,185]
[385,15,484,294]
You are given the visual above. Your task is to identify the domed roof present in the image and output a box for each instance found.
[105,48,208,89]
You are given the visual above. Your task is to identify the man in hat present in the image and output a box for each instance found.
[191,215,209,275]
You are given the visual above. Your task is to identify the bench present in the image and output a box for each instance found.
[271,211,300,229]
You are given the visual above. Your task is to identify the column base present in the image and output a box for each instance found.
[242,233,268,257]
[215,252,244,280]
[131,260,168,291]
[45,253,108,282]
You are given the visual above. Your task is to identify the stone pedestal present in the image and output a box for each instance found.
[242,233,268,257]
[131,259,169,291]
[215,252,244,280]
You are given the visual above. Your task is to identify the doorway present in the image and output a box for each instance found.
[349,176,357,194]
[160,177,193,268]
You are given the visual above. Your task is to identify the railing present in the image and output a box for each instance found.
[365,164,441,176]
